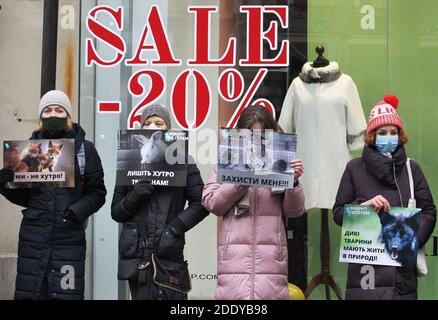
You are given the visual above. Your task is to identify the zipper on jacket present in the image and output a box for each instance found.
[251,188,256,300]
[393,161,404,207]
[46,190,57,297]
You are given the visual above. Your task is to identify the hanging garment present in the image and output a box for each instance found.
[278,61,367,210]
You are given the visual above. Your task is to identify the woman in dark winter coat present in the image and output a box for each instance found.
[111,104,208,300]
[333,94,436,300]
[0,90,106,300]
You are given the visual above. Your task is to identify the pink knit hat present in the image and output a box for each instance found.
[367,94,403,134]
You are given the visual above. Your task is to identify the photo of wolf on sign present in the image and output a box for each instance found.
[3,139,75,188]
[378,210,421,267]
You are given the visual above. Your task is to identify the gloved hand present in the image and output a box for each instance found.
[167,217,186,237]
[157,217,186,259]
[63,209,81,225]
[124,177,154,212]
[0,168,14,187]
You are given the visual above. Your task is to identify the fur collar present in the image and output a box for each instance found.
[299,61,342,83]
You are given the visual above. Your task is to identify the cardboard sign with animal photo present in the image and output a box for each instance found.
[339,204,421,267]
[217,128,297,188]
[3,139,75,188]
[116,130,188,187]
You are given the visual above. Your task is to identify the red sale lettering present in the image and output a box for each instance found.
[171,69,211,130]
[86,5,288,67]
[218,68,244,102]
[252,98,276,118]
[85,4,284,129]
[86,6,126,67]
[128,70,165,128]
[226,68,269,128]
[187,6,236,66]
[240,6,289,66]
[126,5,181,66]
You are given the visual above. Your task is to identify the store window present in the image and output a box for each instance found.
[0,0,436,300]
[79,0,438,300]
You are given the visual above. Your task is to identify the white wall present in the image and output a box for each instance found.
[0,0,44,299]
[0,0,43,254]
[0,0,81,299]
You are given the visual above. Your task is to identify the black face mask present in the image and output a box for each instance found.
[41,117,67,135]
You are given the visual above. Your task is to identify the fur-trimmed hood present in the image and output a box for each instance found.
[299,61,342,83]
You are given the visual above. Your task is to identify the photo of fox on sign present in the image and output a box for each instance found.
[3,139,75,188]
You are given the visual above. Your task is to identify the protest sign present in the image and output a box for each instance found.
[339,205,421,267]
[3,139,75,188]
[217,128,296,188]
[116,130,188,187]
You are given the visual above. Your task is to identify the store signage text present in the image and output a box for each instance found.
[85,5,289,129]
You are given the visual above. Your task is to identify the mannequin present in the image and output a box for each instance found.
[312,45,329,68]
[278,46,367,300]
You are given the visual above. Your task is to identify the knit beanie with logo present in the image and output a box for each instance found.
[367,94,403,134]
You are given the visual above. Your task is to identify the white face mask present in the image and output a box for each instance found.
[142,116,168,130]
[145,123,159,130]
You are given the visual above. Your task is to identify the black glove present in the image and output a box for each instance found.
[157,218,186,259]
[124,177,154,212]
[63,209,81,225]
[168,217,186,237]
[0,168,14,187]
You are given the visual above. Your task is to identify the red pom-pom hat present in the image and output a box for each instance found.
[367,94,403,133]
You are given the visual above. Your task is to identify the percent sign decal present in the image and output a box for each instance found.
[219,68,275,128]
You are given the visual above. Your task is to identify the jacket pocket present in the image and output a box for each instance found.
[21,208,44,219]
[152,254,191,294]
[21,208,48,226]
[157,226,185,260]
[117,258,145,281]
[119,223,141,259]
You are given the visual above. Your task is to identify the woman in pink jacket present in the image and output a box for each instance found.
[202,105,305,300]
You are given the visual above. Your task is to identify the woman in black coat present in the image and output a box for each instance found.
[333,95,436,300]
[0,90,106,300]
[111,104,208,300]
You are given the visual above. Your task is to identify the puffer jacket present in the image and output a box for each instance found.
[111,163,208,299]
[333,145,436,300]
[202,168,305,300]
[0,124,107,300]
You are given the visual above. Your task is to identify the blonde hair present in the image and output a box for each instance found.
[36,117,74,132]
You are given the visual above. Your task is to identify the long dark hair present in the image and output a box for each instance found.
[236,105,278,130]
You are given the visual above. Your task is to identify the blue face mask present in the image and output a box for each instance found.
[375,135,399,155]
